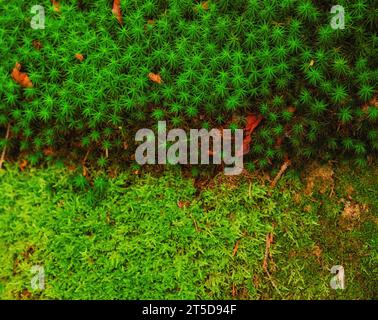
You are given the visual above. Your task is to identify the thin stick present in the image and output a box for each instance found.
[0,123,11,169]
[262,228,282,296]
[82,148,90,165]
[270,159,291,188]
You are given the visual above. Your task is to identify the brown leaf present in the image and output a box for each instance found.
[241,114,263,155]
[201,1,209,10]
[32,40,42,50]
[245,114,263,134]
[19,159,28,171]
[232,240,240,257]
[112,0,123,24]
[52,0,60,12]
[75,53,84,62]
[177,200,190,208]
[148,72,162,84]
[43,147,54,156]
[11,62,33,88]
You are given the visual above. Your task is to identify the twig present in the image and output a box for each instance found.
[263,231,273,273]
[82,148,90,165]
[262,227,282,296]
[82,148,90,177]
[0,123,11,169]
[270,158,291,188]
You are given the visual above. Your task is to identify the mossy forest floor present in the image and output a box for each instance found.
[0,160,377,299]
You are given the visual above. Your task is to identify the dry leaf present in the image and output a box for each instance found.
[201,1,209,10]
[43,147,54,156]
[19,159,28,171]
[241,114,263,155]
[232,240,240,257]
[52,0,60,12]
[148,72,162,84]
[11,62,33,88]
[177,200,190,208]
[32,40,42,50]
[112,0,123,24]
[75,53,84,62]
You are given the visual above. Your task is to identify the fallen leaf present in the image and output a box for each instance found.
[245,114,263,134]
[148,72,162,84]
[201,1,209,10]
[43,147,54,156]
[32,40,42,50]
[241,114,263,155]
[19,159,28,171]
[11,62,33,88]
[232,240,240,257]
[177,200,190,208]
[52,0,60,12]
[112,0,123,24]
[75,53,84,62]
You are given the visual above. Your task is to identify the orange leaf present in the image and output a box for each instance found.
[32,40,42,50]
[245,114,263,135]
[11,63,33,88]
[52,0,60,12]
[148,72,162,84]
[19,159,28,171]
[177,200,190,208]
[112,0,123,24]
[75,53,84,62]
[201,1,209,10]
[240,114,263,155]
[43,147,54,156]
[232,240,240,257]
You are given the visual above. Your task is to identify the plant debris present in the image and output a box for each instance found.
[11,62,33,88]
